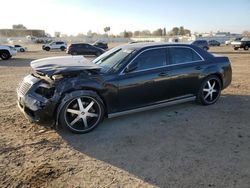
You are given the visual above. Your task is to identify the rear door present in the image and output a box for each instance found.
[166,46,205,98]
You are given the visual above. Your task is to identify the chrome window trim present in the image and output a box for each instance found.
[119,46,205,75]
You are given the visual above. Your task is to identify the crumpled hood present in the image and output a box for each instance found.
[30,56,101,76]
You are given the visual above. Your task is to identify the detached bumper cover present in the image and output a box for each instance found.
[17,93,56,124]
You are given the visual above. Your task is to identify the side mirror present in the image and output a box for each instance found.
[124,62,138,73]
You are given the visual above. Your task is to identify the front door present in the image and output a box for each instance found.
[118,48,172,111]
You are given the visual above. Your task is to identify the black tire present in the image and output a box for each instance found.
[244,46,249,51]
[203,46,208,51]
[60,46,66,51]
[96,51,101,57]
[234,47,239,50]
[59,90,104,134]
[45,47,50,51]
[197,75,222,105]
[0,51,11,60]
[20,48,25,52]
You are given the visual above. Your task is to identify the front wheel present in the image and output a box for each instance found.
[20,48,25,52]
[234,47,239,50]
[45,47,50,51]
[59,91,104,133]
[197,75,222,105]
[244,46,249,51]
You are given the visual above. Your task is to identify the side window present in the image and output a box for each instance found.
[131,48,166,72]
[169,47,202,65]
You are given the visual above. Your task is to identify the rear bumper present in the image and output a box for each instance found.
[222,64,232,90]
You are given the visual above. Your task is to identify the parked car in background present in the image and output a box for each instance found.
[0,45,17,60]
[42,41,67,51]
[208,40,220,46]
[232,39,250,50]
[92,41,108,50]
[67,43,105,56]
[225,39,234,45]
[17,43,232,133]
[14,45,27,52]
[191,40,209,50]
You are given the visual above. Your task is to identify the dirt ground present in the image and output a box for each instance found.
[0,45,250,188]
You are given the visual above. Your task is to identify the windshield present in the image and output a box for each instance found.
[93,47,135,73]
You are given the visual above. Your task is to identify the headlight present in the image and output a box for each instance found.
[52,74,64,80]
[35,83,55,99]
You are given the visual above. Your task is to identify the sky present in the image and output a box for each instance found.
[1,0,250,35]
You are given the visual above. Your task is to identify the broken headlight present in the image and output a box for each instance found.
[35,83,55,99]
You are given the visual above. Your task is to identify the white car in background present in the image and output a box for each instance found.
[225,39,234,45]
[0,45,17,60]
[42,41,67,51]
[14,45,27,52]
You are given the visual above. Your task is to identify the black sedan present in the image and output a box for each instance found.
[208,40,221,46]
[67,43,105,56]
[17,43,232,133]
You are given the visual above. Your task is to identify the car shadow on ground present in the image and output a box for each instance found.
[59,94,250,187]
[0,58,36,67]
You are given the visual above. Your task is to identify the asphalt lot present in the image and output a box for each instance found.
[0,45,250,187]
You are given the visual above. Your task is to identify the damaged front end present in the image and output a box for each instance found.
[17,73,58,124]
[17,56,102,125]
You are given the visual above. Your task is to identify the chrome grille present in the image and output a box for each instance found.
[17,81,32,96]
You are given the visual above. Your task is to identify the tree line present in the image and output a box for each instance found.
[120,26,191,38]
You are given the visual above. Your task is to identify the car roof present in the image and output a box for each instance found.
[117,42,214,60]
[120,42,195,51]
[71,42,88,45]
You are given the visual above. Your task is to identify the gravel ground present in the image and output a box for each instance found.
[0,46,250,188]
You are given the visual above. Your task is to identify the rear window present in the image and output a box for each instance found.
[169,47,202,65]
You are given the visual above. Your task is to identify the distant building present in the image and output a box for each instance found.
[0,29,45,37]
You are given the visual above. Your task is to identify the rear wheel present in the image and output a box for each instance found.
[59,91,104,133]
[20,48,25,52]
[203,46,208,51]
[244,46,249,51]
[197,75,222,105]
[96,51,101,57]
[234,47,239,50]
[0,51,11,60]
[60,46,66,51]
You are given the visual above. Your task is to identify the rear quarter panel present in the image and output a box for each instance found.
[202,56,232,89]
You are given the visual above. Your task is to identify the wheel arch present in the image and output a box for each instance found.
[202,65,224,88]
[0,49,10,54]
[54,88,108,128]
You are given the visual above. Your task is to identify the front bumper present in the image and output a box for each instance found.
[17,75,56,124]
[17,93,55,124]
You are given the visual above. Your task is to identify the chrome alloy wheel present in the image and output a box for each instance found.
[64,96,101,132]
[202,79,220,103]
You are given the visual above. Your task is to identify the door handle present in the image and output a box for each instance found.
[158,72,168,77]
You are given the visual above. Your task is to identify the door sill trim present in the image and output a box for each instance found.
[108,95,196,118]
